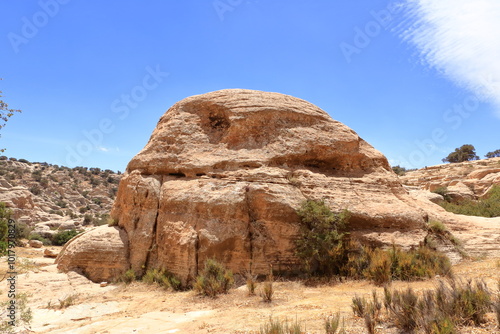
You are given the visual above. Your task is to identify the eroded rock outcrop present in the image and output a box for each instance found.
[63,88,432,284]
[401,157,500,199]
[56,225,130,282]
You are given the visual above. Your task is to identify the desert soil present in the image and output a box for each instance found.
[1,245,499,334]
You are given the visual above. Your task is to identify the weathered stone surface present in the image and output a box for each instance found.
[0,186,35,220]
[401,158,500,199]
[44,248,59,258]
[56,225,130,282]
[106,89,430,283]
[29,240,43,248]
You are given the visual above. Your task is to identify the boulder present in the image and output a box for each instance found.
[44,248,59,258]
[55,225,130,283]
[105,89,429,283]
[29,240,43,248]
[447,182,475,202]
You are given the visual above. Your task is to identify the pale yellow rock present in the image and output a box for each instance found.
[44,248,59,258]
[29,239,43,248]
[56,225,130,282]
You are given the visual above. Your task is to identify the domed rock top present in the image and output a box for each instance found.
[58,89,429,283]
[127,89,390,176]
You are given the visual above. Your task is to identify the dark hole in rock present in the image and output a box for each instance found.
[168,172,186,178]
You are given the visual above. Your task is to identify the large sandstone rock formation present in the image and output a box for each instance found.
[58,89,432,283]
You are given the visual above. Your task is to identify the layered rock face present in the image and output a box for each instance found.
[58,89,430,283]
[401,157,500,201]
[56,225,129,282]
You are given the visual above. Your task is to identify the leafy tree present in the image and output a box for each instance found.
[442,144,479,163]
[295,200,350,276]
[0,79,21,152]
[485,149,500,158]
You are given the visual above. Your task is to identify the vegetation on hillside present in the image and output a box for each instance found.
[0,157,121,225]
[442,144,479,163]
[433,185,500,218]
[295,200,452,285]
[485,149,500,158]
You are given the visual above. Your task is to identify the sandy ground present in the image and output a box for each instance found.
[0,245,499,334]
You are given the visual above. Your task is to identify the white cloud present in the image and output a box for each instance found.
[97,146,110,152]
[396,0,500,114]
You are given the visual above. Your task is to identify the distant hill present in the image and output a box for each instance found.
[0,157,122,231]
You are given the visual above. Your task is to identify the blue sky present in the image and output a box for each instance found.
[0,0,499,172]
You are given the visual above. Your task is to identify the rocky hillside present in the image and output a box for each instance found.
[0,157,121,235]
[400,157,500,201]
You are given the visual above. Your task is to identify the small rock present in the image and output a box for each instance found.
[17,240,28,247]
[29,240,43,248]
[100,282,108,287]
[44,248,59,258]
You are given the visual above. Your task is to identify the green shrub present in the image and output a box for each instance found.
[432,187,451,202]
[260,280,274,303]
[0,292,32,331]
[116,269,137,284]
[439,185,500,217]
[142,268,182,291]
[52,229,80,246]
[28,233,51,245]
[324,312,341,334]
[0,202,12,255]
[351,295,367,318]
[428,220,448,235]
[29,185,42,195]
[382,279,493,333]
[83,214,93,225]
[363,248,392,285]
[246,273,257,296]
[295,200,350,276]
[93,213,110,226]
[194,259,234,297]
[349,244,452,285]
[108,217,119,226]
